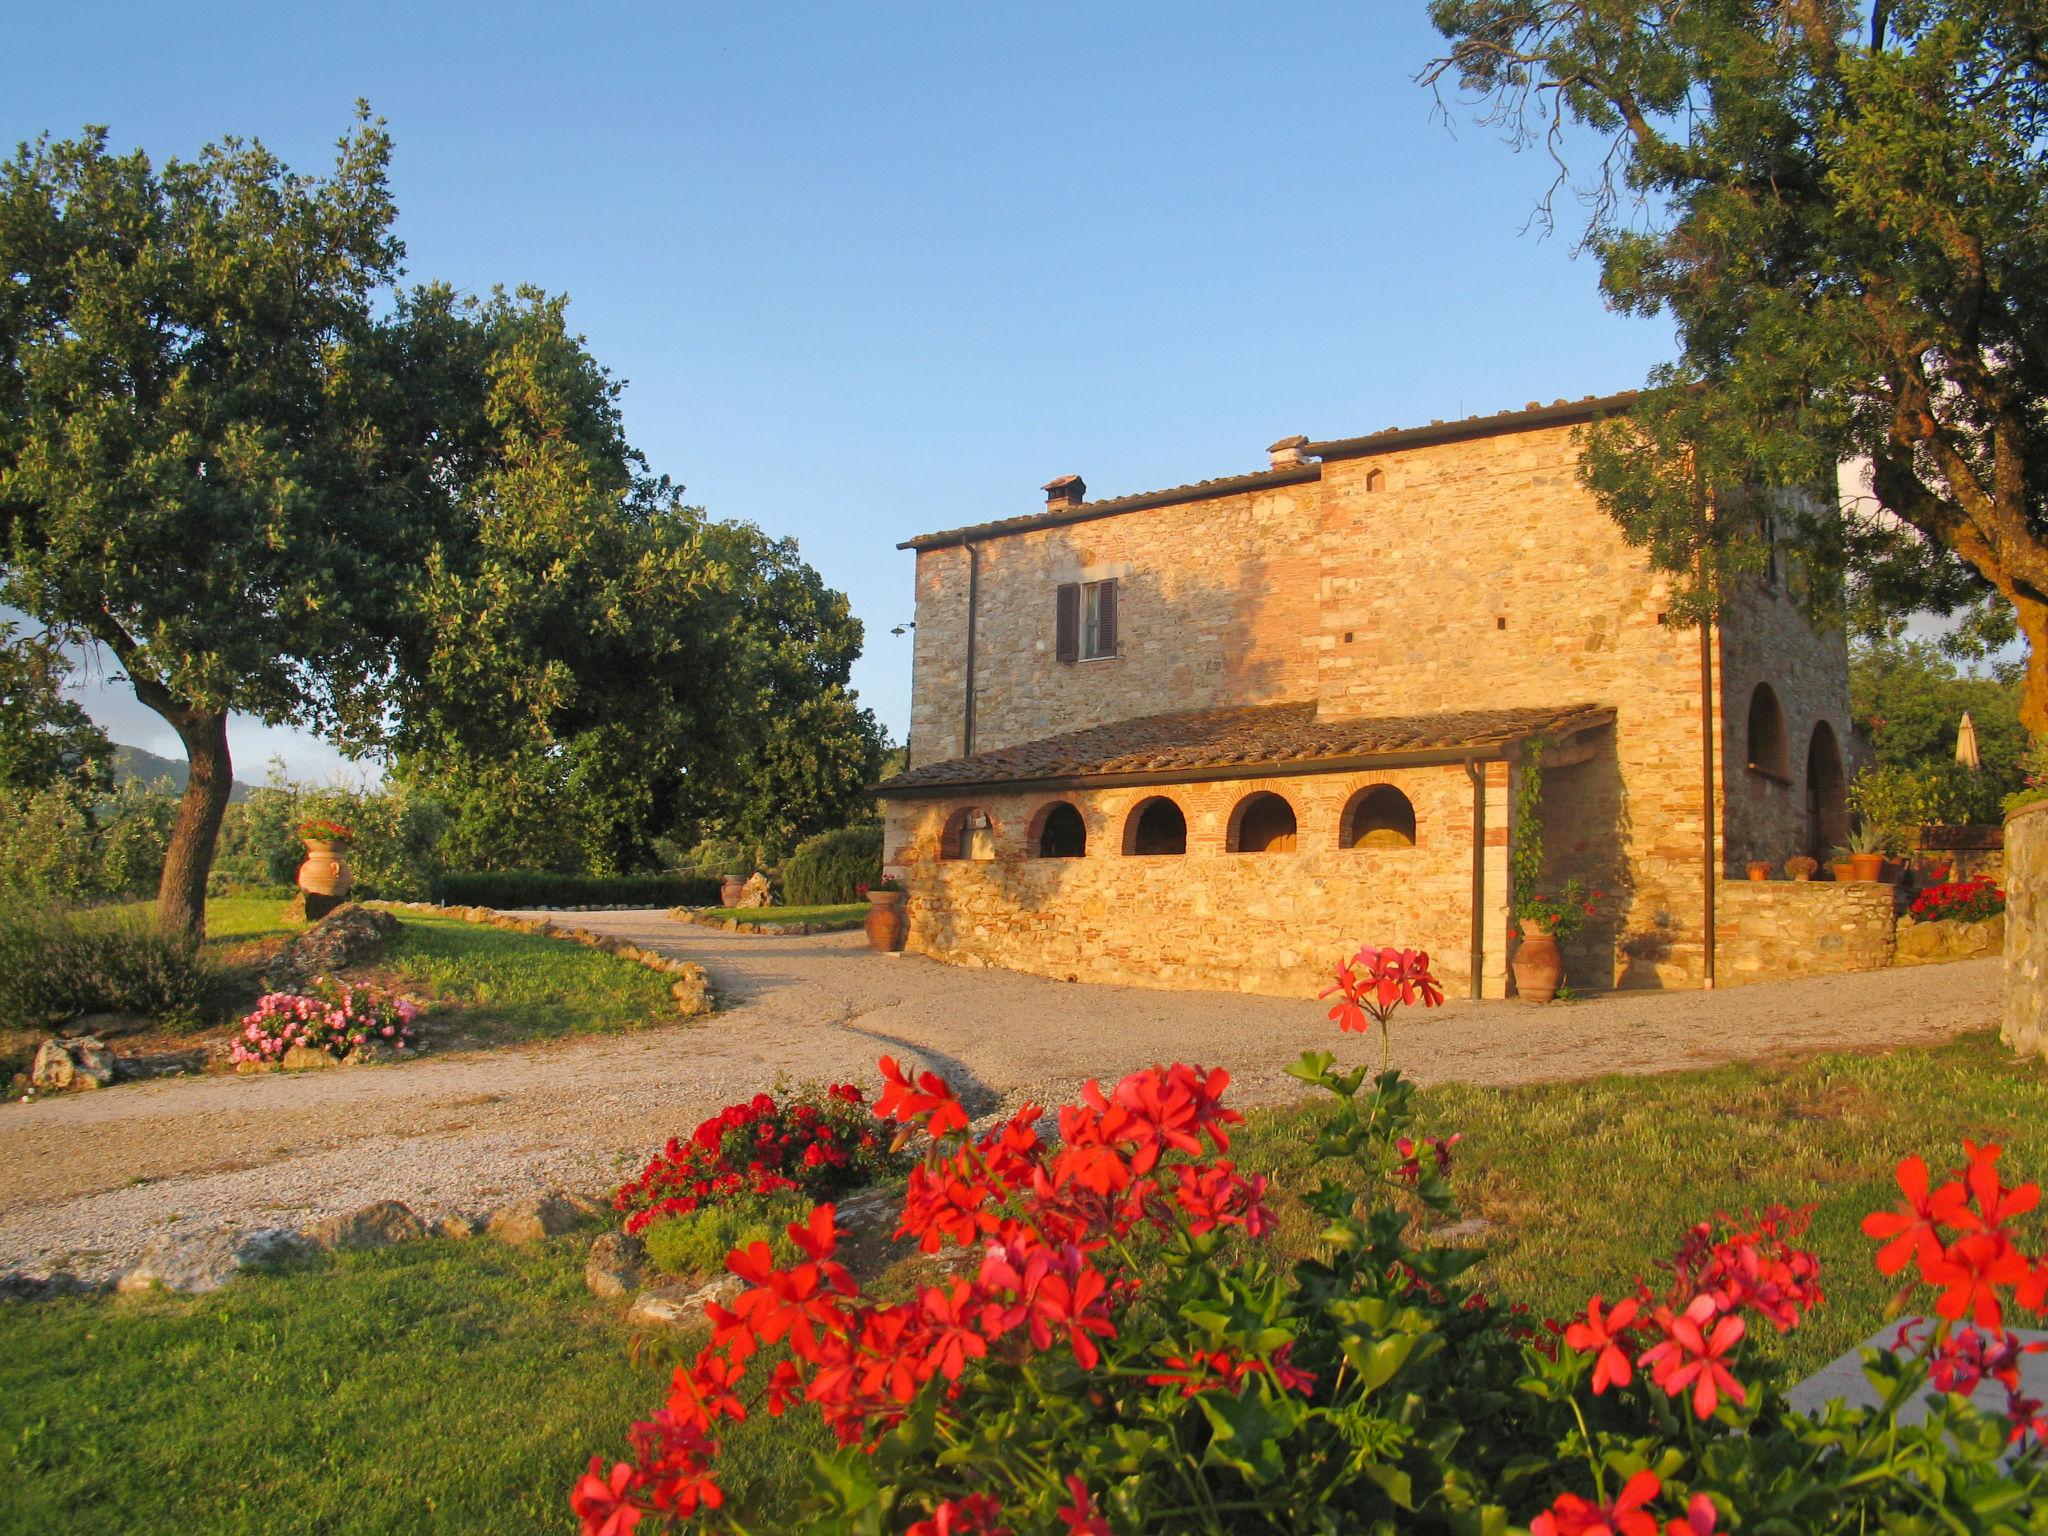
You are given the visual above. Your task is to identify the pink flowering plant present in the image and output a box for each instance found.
[575,942,2047,1536]
[229,977,419,1066]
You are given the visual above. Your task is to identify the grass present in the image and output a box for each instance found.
[6,1032,2045,1532]
[692,902,867,930]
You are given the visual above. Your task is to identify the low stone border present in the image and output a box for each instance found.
[375,902,713,1016]
[667,906,864,937]
[1893,910,2004,966]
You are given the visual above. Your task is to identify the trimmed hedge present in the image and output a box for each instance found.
[780,824,884,907]
[428,871,724,909]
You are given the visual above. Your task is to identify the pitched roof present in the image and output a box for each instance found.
[897,390,1643,553]
[876,702,1615,795]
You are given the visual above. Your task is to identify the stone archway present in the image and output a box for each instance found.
[1805,720,1848,858]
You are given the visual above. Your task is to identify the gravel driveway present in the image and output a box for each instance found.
[0,911,2002,1281]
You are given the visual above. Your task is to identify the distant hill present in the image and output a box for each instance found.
[113,744,258,804]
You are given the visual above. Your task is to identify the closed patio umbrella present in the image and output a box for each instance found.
[1956,711,1981,770]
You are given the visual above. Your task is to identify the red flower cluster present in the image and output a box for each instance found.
[1564,1206,1822,1421]
[1908,875,2006,923]
[1321,944,1444,1032]
[579,1047,1289,1532]
[1530,1472,1726,1536]
[611,1083,887,1236]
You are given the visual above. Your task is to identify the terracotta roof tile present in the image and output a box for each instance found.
[877,702,1614,794]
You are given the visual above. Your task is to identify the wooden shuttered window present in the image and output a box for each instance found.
[1090,578,1117,658]
[1055,582,1081,663]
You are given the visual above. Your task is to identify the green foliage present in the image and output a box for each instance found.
[1509,744,1543,913]
[0,907,221,1031]
[1425,1,2048,731]
[2008,738,2048,814]
[213,771,450,901]
[1850,634,2026,801]
[704,903,866,930]
[780,824,883,907]
[641,1193,809,1278]
[428,870,721,909]
[0,779,176,904]
[1848,761,1996,838]
[0,622,110,793]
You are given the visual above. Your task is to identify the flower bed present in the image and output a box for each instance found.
[229,978,418,1067]
[611,1083,893,1238]
[577,944,2048,1535]
[1909,873,2007,923]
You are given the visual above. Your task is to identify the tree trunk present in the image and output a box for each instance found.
[152,706,233,949]
[2017,591,2048,742]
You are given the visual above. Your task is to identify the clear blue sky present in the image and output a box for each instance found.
[6,1,1674,781]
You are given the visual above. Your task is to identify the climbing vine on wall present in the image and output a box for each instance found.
[1510,740,1545,915]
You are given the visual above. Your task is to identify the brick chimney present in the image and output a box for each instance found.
[1268,434,1309,470]
[1042,474,1086,510]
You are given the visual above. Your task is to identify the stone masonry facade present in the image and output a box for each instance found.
[884,396,1861,998]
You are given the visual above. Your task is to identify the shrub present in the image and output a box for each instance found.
[229,979,420,1066]
[0,909,221,1032]
[641,1192,811,1278]
[0,780,175,905]
[577,945,2048,1536]
[780,824,883,907]
[1850,760,1999,836]
[1910,874,2006,923]
[428,871,723,909]
[612,1082,893,1237]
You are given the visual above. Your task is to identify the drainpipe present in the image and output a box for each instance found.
[962,543,980,756]
[1465,756,1487,1001]
[1698,544,1717,990]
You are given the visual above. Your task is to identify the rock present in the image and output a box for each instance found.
[1428,1217,1496,1245]
[304,1200,427,1251]
[485,1194,589,1245]
[586,1232,647,1298]
[737,872,773,908]
[670,966,713,1018]
[29,1037,114,1092]
[113,1048,209,1082]
[278,1044,338,1072]
[29,1040,74,1092]
[0,1269,94,1301]
[625,1273,740,1328]
[68,1038,115,1087]
[264,903,400,987]
[116,1227,308,1295]
[434,1212,482,1240]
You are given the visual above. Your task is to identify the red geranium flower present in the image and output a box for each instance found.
[1861,1155,1971,1276]
[1563,1293,1640,1394]
[1530,1470,1661,1536]
[571,1458,645,1536]
[1638,1294,1746,1419]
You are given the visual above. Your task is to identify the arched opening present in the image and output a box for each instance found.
[1034,801,1086,859]
[1805,721,1848,858]
[1229,791,1298,853]
[1365,468,1386,493]
[1340,784,1416,849]
[939,806,996,862]
[1746,682,1789,779]
[1123,796,1187,856]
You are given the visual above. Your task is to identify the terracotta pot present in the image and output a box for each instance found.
[1512,924,1563,1003]
[1746,861,1771,882]
[296,840,354,900]
[864,890,907,952]
[1850,852,1885,882]
[719,875,746,908]
[1831,861,1855,882]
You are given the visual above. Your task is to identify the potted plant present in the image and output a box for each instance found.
[1745,859,1772,881]
[295,817,356,916]
[1842,822,1889,882]
[1511,879,1599,1003]
[860,876,907,953]
[1784,854,1818,882]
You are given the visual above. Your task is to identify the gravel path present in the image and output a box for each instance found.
[0,910,2002,1281]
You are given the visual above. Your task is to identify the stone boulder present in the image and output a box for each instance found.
[736,872,773,908]
[625,1273,740,1328]
[1894,911,2006,966]
[433,1212,482,1240]
[116,1227,309,1295]
[670,967,713,1018]
[263,903,400,988]
[303,1200,428,1252]
[485,1193,593,1245]
[585,1232,647,1299]
[30,1036,115,1093]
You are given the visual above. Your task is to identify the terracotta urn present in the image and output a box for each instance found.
[1831,861,1856,882]
[1511,919,1563,1003]
[864,890,907,953]
[1746,860,1772,882]
[297,840,354,901]
[719,875,746,908]
[1850,852,1885,882]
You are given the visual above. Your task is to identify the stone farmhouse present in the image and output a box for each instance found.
[876,393,1885,999]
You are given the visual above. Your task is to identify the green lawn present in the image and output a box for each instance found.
[691,902,867,930]
[5,1032,2044,1534]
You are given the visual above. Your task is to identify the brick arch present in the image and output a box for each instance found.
[939,804,1000,862]
[1339,784,1416,849]
[1227,790,1298,853]
[1122,795,1188,856]
[1028,799,1088,859]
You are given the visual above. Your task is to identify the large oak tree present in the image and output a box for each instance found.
[1426,1,2048,731]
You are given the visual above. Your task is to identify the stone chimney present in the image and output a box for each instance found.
[1042,474,1087,510]
[1268,435,1310,470]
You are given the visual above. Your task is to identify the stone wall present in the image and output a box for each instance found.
[883,760,1515,998]
[2003,801,2048,1061]
[1711,881,1896,987]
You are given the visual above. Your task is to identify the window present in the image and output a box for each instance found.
[1746,682,1789,780]
[1123,796,1187,856]
[1229,792,1297,853]
[940,806,996,861]
[1341,785,1416,849]
[1034,801,1086,859]
[1056,579,1118,662]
